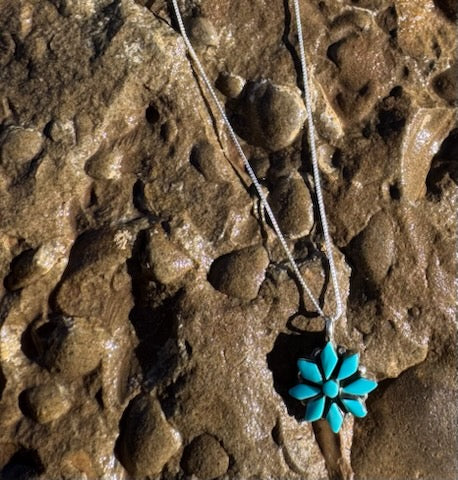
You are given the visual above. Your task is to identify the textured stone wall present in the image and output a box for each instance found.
[0,1,456,479]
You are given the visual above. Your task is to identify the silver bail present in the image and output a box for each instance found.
[325,316,334,343]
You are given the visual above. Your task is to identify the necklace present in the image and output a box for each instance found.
[172,0,377,434]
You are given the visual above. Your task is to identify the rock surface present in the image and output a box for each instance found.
[0,0,455,479]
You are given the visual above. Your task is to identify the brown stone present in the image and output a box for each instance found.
[208,245,269,300]
[235,80,306,151]
[181,434,229,480]
[269,172,314,239]
[118,395,182,477]
[22,382,71,424]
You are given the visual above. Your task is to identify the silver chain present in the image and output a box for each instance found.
[171,0,343,340]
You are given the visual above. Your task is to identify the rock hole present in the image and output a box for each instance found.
[88,186,98,207]
[43,120,53,139]
[358,82,370,97]
[390,86,403,98]
[376,109,405,139]
[158,373,188,418]
[132,179,150,215]
[271,419,281,447]
[95,388,104,409]
[160,220,171,235]
[159,123,169,142]
[18,389,34,419]
[426,128,458,199]
[389,183,401,200]
[342,166,352,181]
[432,41,442,58]
[184,340,193,356]
[433,0,458,21]
[145,104,160,125]
[0,365,5,401]
[189,144,203,174]
[331,149,342,169]
[403,66,410,78]
[362,123,372,138]
[20,322,40,361]
[327,39,346,67]
[1,448,45,480]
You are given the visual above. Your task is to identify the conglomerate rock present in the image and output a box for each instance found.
[0,0,456,479]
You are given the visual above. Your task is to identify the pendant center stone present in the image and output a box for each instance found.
[323,380,339,398]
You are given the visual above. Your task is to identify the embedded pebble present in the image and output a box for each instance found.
[4,241,66,291]
[22,382,71,424]
[269,172,314,239]
[186,17,219,47]
[432,64,458,106]
[235,80,306,151]
[208,245,269,300]
[189,140,232,182]
[118,394,182,477]
[47,119,76,144]
[0,127,43,174]
[359,211,395,285]
[215,72,246,98]
[181,434,229,480]
[146,227,193,285]
[85,146,124,180]
[39,317,106,379]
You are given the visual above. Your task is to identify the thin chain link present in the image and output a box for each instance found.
[171,0,343,335]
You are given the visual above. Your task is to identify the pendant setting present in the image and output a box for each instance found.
[289,342,377,433]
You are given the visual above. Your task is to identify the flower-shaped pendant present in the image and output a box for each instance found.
[289,342,377,433]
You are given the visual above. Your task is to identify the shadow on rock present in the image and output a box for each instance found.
[267,326,325,421]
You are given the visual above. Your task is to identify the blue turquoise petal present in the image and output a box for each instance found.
[320,342,338,380]
[336,353,359,380]
[341,398,367,418]
[298,359,323,384]
[305,395,325,422]
[289,383,321,400]
[326,402,344,433]
[341,377,377,396]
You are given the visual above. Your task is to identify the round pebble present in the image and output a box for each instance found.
[39,317,106,379]
[189,140,231,182]
[216,72,246,98]
[118,394,182,477]
[181,434,229,480]
[359,211,395,285]
[22,382,71,424]
[147,228,193,285]
[0,127,43,176]
[186,17,219,47]
[235,80,306,151]
[269,172,314,239]
[208,245,269,300]
[4,241,66,291]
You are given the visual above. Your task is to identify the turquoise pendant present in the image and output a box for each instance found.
[289,342,377,433]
